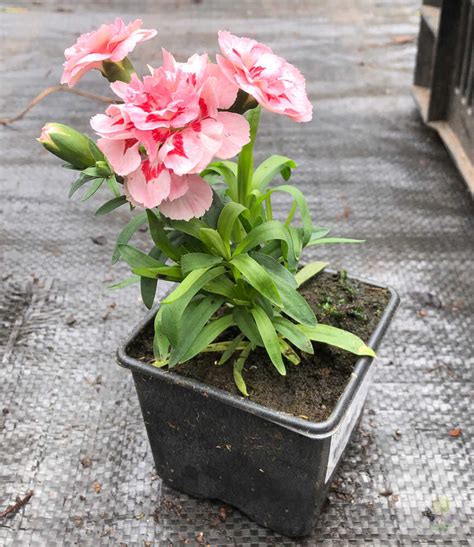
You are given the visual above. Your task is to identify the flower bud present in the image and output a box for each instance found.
[101,57,135,83]
[95,160,112,177]
[38,123,103,169]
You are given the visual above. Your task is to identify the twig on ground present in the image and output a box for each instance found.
[0,85,115,125]
[0,491,34,519]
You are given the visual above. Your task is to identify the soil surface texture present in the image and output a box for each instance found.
[128,271,390,422]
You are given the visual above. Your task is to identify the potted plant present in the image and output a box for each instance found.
[39,19,399,538]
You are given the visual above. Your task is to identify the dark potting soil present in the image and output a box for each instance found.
[128,271,390,422]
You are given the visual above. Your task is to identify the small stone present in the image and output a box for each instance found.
[449,427,462,438]
[91,235,107,246]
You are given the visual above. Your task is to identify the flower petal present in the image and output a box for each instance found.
[159,174,212,220]
[124,165,171,208]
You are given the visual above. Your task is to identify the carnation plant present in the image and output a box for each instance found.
[39,19,375,395]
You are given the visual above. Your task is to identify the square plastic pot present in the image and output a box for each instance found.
[117,273,399,537]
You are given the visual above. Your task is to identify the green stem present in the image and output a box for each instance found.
[237,106,261,206]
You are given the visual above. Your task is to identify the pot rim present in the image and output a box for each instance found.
[117,270,399,439]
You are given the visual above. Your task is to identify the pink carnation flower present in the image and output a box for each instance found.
[91,49,249,220]
[216,30,312,122]
[61,18,157,88]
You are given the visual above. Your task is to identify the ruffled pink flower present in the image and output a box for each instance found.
[61,18,157,87]
[216,30,312,122]
[91,50,249,219]
[124,160,212,221]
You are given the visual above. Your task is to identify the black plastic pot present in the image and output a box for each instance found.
[117,273,399,537]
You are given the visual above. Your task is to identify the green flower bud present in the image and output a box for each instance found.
[38,123,104,170]
[101,57,135,83]
[95,160,112,178]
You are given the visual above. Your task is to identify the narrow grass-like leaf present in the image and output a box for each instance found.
[300,324,376,357]
[112,211,147,263]
[233,344,252,396]
[250,307,286,375]
[252,155,297,191]
[234,220,290,256]
[106,175,121,197]
[153,306,169,360]
[230,254,281,306]
[217,202,247,250]
[218,334,244,365]
[200,161,238,200]
[81,178,104,201]
[118,244,166,270]
[274,316,314,354]
[146,209,180,261]
[295,261,328,287]
[233,307,263,346]
[69,173,95,198]
[140,247,164,309]
[278,338,301,365]
[161,267,226,346]
[180,314,235,362]
[107,276,140,290]
[198,228,229,258]
[181,253,223,275]
[272,277,317,326]
[169,295,225,365]
[132,265,181,279]
[95,195,127,216]
[162,266,224,304]
[250,251,297,288]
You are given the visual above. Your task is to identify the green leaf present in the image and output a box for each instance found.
[81,178,104,201]
[234,220,291,256]
[278,338,301,365]
[169,295,225,365]
[132,265,181,280]
[161,266,227,345]
[295,261,328,287]
[273,316,314,354]
[200,161,238,200]
[233,345,251,397]
[180,314,235,362]
[140,247,164,309]
[274,185,312,245]
[107,276,140,290]
[250,306,286,375]
[162,266,221,304]
[218,334,244,365]
[230,254,281,306]
[300,324,376,357]
[69,173,95,198]
[153,306,169,360]
[146,209,180,261]
[171,218,208,239]
[272,277,317,326]
[217,202,247,250]
[252,155,297,191]
[250,251,298,288]
[95,195,127,216]
[181,253,223,275]
[204,274,238,300]
[307,237,364,246]
[82,167,99,177]
[237,106,261,204]
[233,307,263,346]
[118,244,166,270]
[106,175,121,197]
[198,228,229,258]
[309,226,330,240]
[112,211,148,263]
